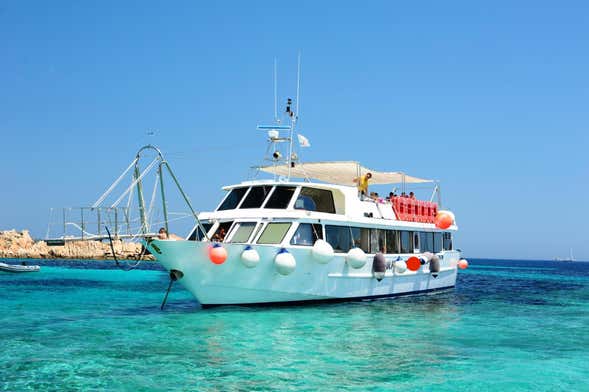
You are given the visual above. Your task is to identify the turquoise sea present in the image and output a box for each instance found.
[1,258,587,391]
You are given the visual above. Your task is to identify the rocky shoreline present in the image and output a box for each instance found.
[0,229,154,261]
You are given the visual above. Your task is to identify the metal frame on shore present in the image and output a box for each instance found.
[45,145,205,243]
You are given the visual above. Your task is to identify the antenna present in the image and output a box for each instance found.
[274,57,279,123]
[296,51,301,117]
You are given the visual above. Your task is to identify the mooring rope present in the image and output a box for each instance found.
[104,226,147,271]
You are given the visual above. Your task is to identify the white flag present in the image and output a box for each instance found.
[297,134,311,148]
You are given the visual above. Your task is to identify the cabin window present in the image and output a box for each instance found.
[350,227,370,252]
[188,222,212,241]
[227,222,257,243]
[257,222,292,244]
[290,223,323,246]
[414,232,421,252]
[325,225,354,253]
[419,232,434,253]
[265,186,296,209]
[218,188,248,211]
[294,187,335,214]
[433,233,443,253]
[386,230,400,253]
[370,229,386,253]
[443,232,453,250]
[240,186,273,209]
[212,221,233,242]
[417,232,428,252]
[400,231,413,253]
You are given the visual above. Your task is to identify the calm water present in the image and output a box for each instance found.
[1,258,588,391]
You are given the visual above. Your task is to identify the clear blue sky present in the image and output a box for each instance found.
[1,1,588,260]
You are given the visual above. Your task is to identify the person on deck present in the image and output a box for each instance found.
[409,192,416,199]
[353,172,372,198]
[157,227,182,240]
[158,227,169,239]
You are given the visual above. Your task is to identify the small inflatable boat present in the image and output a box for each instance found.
[0,262,40,273]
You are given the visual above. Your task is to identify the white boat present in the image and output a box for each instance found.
[555,248,575,262]
[0,262,40,273]
[143,90,466,307]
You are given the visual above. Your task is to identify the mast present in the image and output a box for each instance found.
[256,55,302,181]
[288,53,301,180]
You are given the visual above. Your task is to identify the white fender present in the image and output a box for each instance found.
[240,245,260,268]
[311,239,334,264]
[394,260,407,274]
[275,249,296,275]
[346,247,367,269]
[420,251,434,265]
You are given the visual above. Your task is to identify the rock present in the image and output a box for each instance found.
[0,229,154,261]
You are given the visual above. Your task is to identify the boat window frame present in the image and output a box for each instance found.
[400,230,414,254]
[443,232,453,250]
[210,220,235,243]
[293,186,336,214]
[325,224,355,253]
[413,232,421,253]
[216,187,250,211]
[289,222,324,247]
[255,221,293,245]
[239,185,274,209]
[188,221,213,241]
[386,230,400,253]
[263,185,297,210]
[350,227,370,253]
[226,221,259,244]
[433,232,443,253]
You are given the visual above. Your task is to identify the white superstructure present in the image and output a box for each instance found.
[146,88,464,307]
[149,170,461,307]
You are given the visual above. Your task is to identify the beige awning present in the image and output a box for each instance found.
[259,161,432,185]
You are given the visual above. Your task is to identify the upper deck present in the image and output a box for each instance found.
[198,180,451,230]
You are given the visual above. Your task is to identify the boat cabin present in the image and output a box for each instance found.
[188,173,453,257]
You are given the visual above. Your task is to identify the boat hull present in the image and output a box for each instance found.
[0,263,40,273]
[149,240,459,306]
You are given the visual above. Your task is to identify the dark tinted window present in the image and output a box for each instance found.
[265,186,296,209]
[350,227,370,252]
[290,223,323,246]
[425,232,434,252]
[419,232,434,253]
[325,225,353,253]
[443,232,452,250]
[414,232,421,252]
[212,221,233,242]
[294,187,335,214]
[386,230,399,253]
[370,229,386,253]
[400,231,413,253]
[433,233,443,253]
[218,188,248,210]
[240,186,272,209]
[188,222,212,241]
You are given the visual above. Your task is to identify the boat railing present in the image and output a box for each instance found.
[391,196,438,223]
